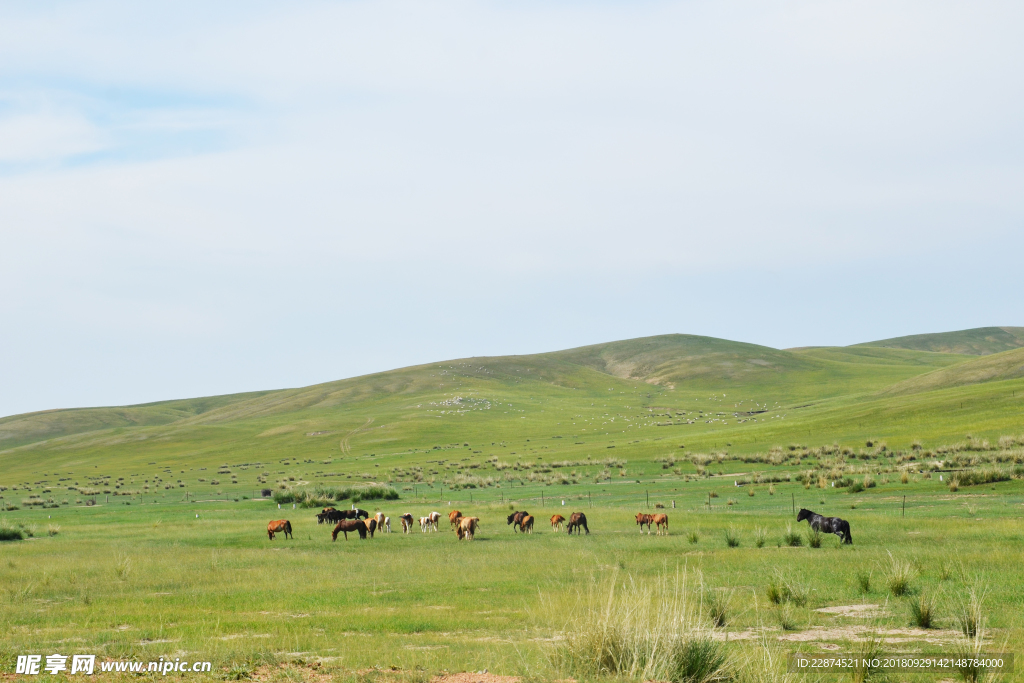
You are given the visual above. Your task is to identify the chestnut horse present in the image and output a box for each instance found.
[636,512,654,533]
[400,513,414,533]
[449,510,463,529]
[267,520,292,540]
[520,514,534,534]
[332,519,367,541]
[550,514,565,531]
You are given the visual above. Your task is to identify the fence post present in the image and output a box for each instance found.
[589,491,592,508]
[646,490,649,508]
[791,493,795,516]
[541,492,544,507]
[902,495,906,518]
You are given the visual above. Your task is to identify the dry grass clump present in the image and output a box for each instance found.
[883,551,916,596]
[909,593,936,628]
[553,570,727,683]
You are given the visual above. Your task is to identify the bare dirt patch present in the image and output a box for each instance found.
[815,604,884,618]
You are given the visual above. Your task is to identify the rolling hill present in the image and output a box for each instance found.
[855,326,1024,356]
[1,328,1023,499]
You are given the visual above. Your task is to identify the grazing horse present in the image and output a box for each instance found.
[332,519,368,541]
[456,516,480,540]
[550,514,565,531]
[267,520,292,540]
[567,512,589,535]
[428,512,441,530]
[366,518,377,538]
[317,508,337,524]
[506,511,529,533]
[384,516,391,533]
[797,508,853,544]
[652,513,669,536]
[520,514,534,534]
[373,512,385,530]
[400,513,414,533]
[449,510,463,529]
[351,508,370,520]
[419,516,431,532]
[636,512,654,533]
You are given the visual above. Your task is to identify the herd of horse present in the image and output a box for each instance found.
[267,506,853,545]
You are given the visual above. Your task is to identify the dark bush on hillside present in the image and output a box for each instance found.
[273,484,399,508]
[0,526,25,541]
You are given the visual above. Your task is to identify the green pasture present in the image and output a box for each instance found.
[2,329,1024,680]
[2,476,1024,680]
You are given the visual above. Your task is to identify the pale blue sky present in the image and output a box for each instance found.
[2,1,1022,417]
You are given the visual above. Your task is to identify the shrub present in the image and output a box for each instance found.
[273,484,399,507]
[47,524,60,537]
[901,471,910,484]
[553,572,726,683]
[848,482,864,493]
[948,477,959,492]
[909,593,936,628]
[782,524,802,547]
[883,551,916,596]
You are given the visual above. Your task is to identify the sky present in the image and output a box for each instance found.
[1,1,1023,418]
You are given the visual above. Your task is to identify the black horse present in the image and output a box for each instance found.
[352,508,370,520]
[797,508,852,544]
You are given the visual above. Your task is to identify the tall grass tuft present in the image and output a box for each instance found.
[113,554,132,581]
[782,524,802,547]
[754,527,767,548]
[883,551,916,597]
[0,519,24,542]
[725,526,740,547]
[806,527,822,548]
[774,604,797,631]
[765,570,808,607]
[552,571,727,683]
[855,571,871,593]
[687,529,700,544]
[47,524,60,537]
[909,593,936,628]
[955,584,987,638]
[702,586,731,628]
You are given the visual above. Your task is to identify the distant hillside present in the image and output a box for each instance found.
[882,346,1024,396]
[0,392,273,451]
[856,327,1024,356]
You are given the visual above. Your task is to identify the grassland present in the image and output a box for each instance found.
[2,328,1024,681]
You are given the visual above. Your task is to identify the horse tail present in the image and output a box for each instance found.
[285,521,292,536]
[844,522,852,544]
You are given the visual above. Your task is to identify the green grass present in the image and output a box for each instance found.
[2,329,1024,679]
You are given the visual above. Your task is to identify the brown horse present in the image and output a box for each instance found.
[456,516,480,540]
[267,520,292,540]
[636,512,654,534]
[567,512,589,535]
[506,510,529,532]
[653,513,669,535]
[550,514,565,531]
[366,518,378,538]
[332,519,367,541]
[400,513,414,533]
[521,514,534,534]
[449,510,463,529]
[373,512,385,530]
